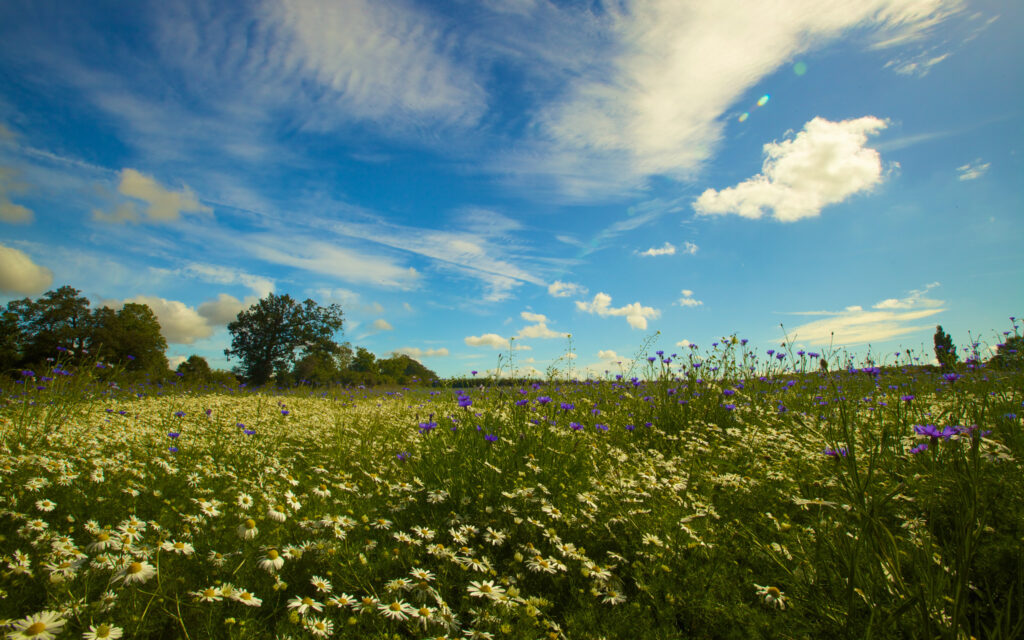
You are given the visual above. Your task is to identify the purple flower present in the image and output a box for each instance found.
[570,422,584,431]
[943,373,961,383]
[767,349,775,356]
[169,446,178,453]
[471,370,478,376]
[625,424,635,431]
[595,423,609,431]
[808,352,820,359]
[173,411,185,418]
[647,356,657,363]
[909,443,928,455]
[205,408,212,416]
[20,370,35,377]
[515,399,528,406]
[537,396,552,405]
[723,403,736,411]
[396,452,410,462]
[236,423,246,429]
[281,409,290,416]
[458,396,473,408]
[560,402,574,411]
[823,447,848,457]
[741,339,748,345]
[722,388,736,396]
[484,433,498,442]
[168,432,180,439]
[243,429,256,436]
[901,395,915,403]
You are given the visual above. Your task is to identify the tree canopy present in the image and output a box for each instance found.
[933,325,958,370]
[224,293,344,385]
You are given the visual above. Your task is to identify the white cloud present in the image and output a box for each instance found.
[371,318,393,331]
[465,333,511,349]
[0,243,53,295]
[872,282,943,310]
[597,349,621,361]
[249,236,420,289]
[885,51,950,75]
[694,117,889,222]
[675,339,692,348]
[197,293,258,325]
[94,169,212,224]
[784,284,945,346]
[521,311,547,323]
[515,310,570,339]
[106,296,214,344]
[957,159,990,181]
[0,167,33,224]
[464,333,531,350]
[639,242,675,257]
[678,290,703,308]
[576,292,660,330]
[268,0,485,130]
[548,280,587,298]
[681,241,699,255]
[182,263,274,298]
[393,347,449,358]
[518,0,961,196]
[168,355,187,370]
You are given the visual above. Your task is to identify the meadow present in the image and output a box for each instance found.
[1,336,1022,639]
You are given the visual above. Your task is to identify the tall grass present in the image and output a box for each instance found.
[1,332,1022,639]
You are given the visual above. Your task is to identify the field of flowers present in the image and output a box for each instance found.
[1,339,1023,639]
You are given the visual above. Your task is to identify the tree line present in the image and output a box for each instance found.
[1,286,438,386]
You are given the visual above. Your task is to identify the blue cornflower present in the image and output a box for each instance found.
[515,399,528,406]
[281,409,290,416]
[901,395,915,403]
[722,388,736,396]
[595,423,609,431]
[560,402,574,411]
[20,370,35,377]
[823,447,848,457]
[569,422,584,431]
[168,431,180,439]
[169,446,178,453]
[484,433,498,442]
[458,396,473,408]
[173,410,185,418]
[625,424,635,431]
[723,403,736,411]
[537,396,552,405]
[396,452,409,462]
[909,443,928,455]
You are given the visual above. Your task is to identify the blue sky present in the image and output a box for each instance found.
[0,0,1021,377]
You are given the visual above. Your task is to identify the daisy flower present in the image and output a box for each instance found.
[34,499,56,512]
[378,599,417,621]
[304,616,333,637]
[160,540,195,555]
[119,560,157,585]
[5,610,65,640]
[467,580,506,600]
[232,589,262,607]
[258,549,284,572]
[326,593,357,609]
[82,622,124,639]
[310,575,332,593]
[237,519,258,540]
[267,505,287,523]
[287,595,324,615]
[754,584,788,609]
[192,587,223,603]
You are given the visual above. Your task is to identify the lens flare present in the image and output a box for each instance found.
[757,94,770,107]
[793,61,807,76]
[738,112,749,123]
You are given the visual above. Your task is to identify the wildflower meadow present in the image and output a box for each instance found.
[2,330,1023,640]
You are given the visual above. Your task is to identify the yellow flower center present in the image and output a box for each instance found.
[245,519,256,529]
[97,532,109,541]
[389,602,402,611]
[481,584,492,593]
[203,588,217,597]
[174,542,185,549]
[267,550,279,560]
[25,622,47,635]
[128,562,143,574]
[303,597,313,605]
[767,587,781,598]
[419,607,430,616]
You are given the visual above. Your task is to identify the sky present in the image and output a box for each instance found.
[0,0,1021,378]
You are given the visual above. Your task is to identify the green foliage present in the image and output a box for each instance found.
[89,302,169,374]
[176,354,213,381]
[224,293,344,386]
[934,325,958,370]
[990,335,1023,370]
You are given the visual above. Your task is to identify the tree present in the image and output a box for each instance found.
[990,335,1023,370]
[89,303,168,374]
[224,293,344,385]
[176,355,213,381]
[0,305,24,374]
[14,286,92,366]
[292,352,339,385]
[933,325,958,370]
[378,353,439,385]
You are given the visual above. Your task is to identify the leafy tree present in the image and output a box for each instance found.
[11,286,92,366]
[378,353,439,385]
[224,293,344,385]
[89,303,169,373]
[176,354,213,381]
[933,325,958,370]
[990,335,1023,370]
[350,346,377,373]
[292,352,339,385]
[0,305,24,374]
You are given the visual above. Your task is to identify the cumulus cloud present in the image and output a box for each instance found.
[94,169,212,224]
[464,333,530,350]
[548,280,588,298]
[0,243,53,294]
[681,241,699,255]
[957,159,990,181]
[675,339,692,348]
[372,318,394,331]
[514,310,570,339]
[784,284,945,346]
[0,167,33,224]
[576,292,660,330]
[105,296,214,344]
[638,242,675,257]
[393,347,449,358]
[197,293,258,325]
[521,311,547,324]
[694,117,889,222]
[597,349,621,361]
[677,289,703,308]
[520,0,961,196]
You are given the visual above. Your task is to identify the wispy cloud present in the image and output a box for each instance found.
[0,166,33,224]
[694,117,889,222]
[783,284,945,346]
[548,280,587,298]
[677,289,703,308]
[93,169,212,224]
[393,346,449,358]
[957,159,990,181]
[638,242,675,257]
